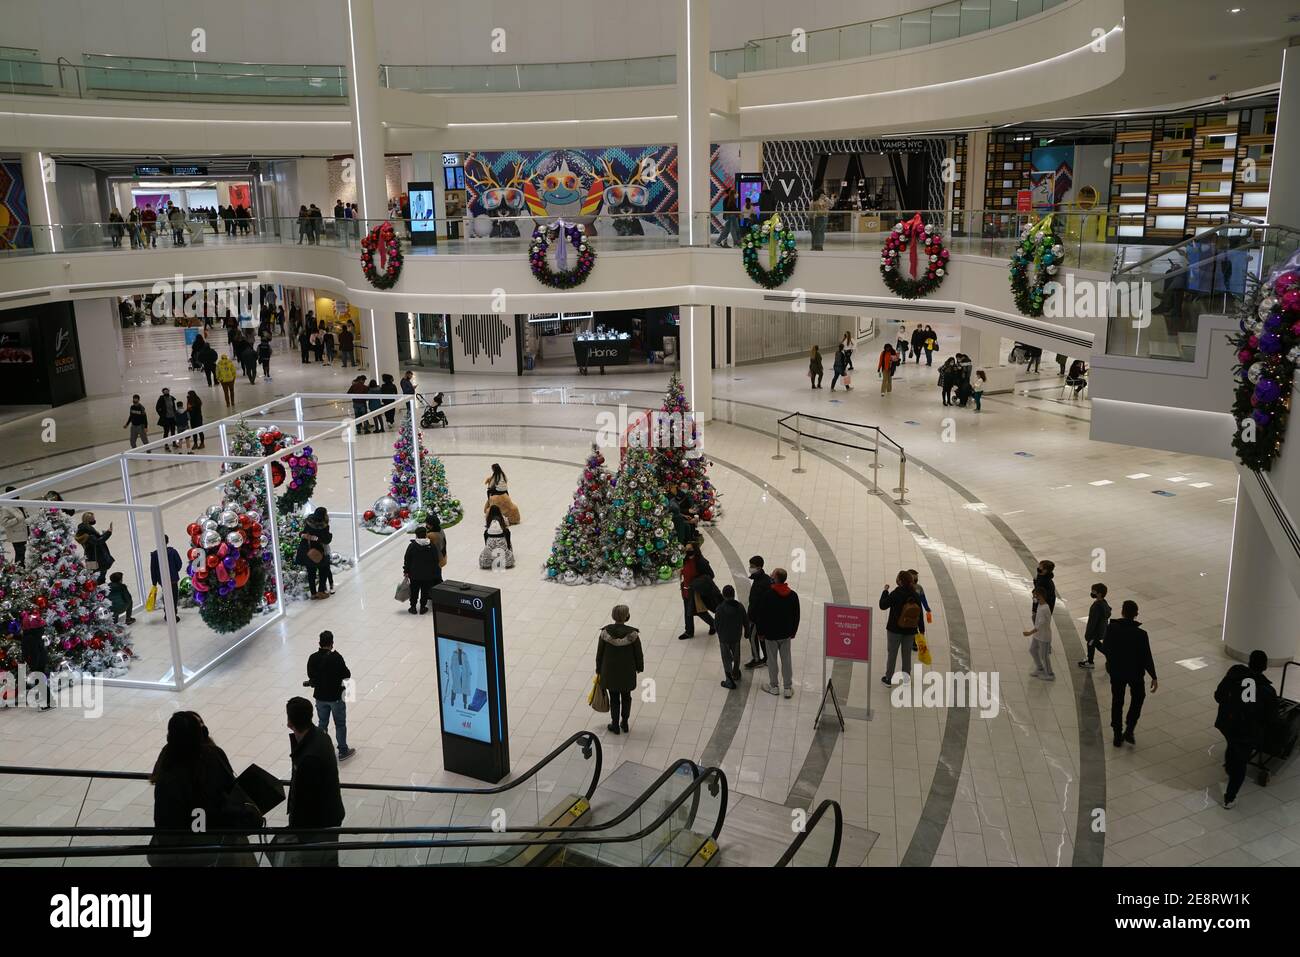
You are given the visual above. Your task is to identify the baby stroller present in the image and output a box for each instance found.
[419,391,448,429]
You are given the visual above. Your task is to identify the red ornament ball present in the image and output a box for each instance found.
[363,510,376,521]
[388,517,402,528]
[398,508,410,519]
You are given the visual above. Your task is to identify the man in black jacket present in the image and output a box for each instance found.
[1097,600,1158,747]
[285,696,345,866]
[713,585,747,690]
[149,536,184,621]
[1078,582,1110,669]
[743,555,772,670]
[761,568,800,698]
[402,525,442,614]
[305,631,355,762]
[1215,650,1279,808]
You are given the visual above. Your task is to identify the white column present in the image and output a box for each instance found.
[681,305,712,422]
[1223,490,1300,665]
[964,129,990,232]
[960,325,1001,369]
[676,0,710,247]
[359,307,398,376]
[1267,45,1300,226]
[22,151,58,252]
[295,157,330,213]
[344,0,388,226]
[75,298,128,396]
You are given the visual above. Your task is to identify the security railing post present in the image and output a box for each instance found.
[792,412,806,474]
[868,428,881,495]
[773,417,786,460]
[893,453,909,505]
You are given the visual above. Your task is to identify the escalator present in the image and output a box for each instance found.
[0,733,726,867]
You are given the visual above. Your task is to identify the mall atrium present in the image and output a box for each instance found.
[0,0,1298,897]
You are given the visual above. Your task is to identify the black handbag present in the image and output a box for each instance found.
[236,763,286,815]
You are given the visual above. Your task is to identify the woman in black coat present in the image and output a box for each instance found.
[595,604,644,735]
[75,511,114,583]
[295,507,333,600]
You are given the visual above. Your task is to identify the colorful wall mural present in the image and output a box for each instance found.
[462,143,740,238]
[0,161,31,250]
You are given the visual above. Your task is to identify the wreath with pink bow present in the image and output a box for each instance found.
[361,221,403,289]
[880,215,949,299]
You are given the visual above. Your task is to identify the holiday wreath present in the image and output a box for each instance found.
[1229,268,1300,471]
[1009,214,1062,318]
[881,214,950,299]
[741,214,797,289]
[361,221,402,289]
[529,220,596,289]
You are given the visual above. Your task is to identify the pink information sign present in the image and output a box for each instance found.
[823,603,871,662]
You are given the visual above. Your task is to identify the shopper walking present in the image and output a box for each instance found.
[841,331,855,370]
[810,190,831,251]
[1024,586,1055,680]
[299,328,312,364]
[715,186,739,248]
[744,555,772,670]
[216,354,237,408]
[714,584,747,689]
[400,370,417,396]
[238,337,258,384]
[285,696,346,866]
[895,324,910,362]
[297,205,310,244]
[321,328,335,366]
[761,568,800,698]
[296,507,333,601]
[366,379,385,432]
[149,536,184,621]
[156,388,179,446]
[338,325,356,368]
[0,490,28,566]
[971,369,986,412]
[1077,583,1111,669]
[402,524,444,614]
[1032,559,1057,616]
[830,343,849,392]
[676,540,717,641]
[878,343,896,395]
[1215,650,1279,809]
[923,325,937,366]
[75,512,114,584]
[310,330,323,364]
[1096,600,1158,747]
[256,337,272,382]
[173,396,191,451]
[185,391,205,450]
[127,208,142,249]
[347,376,371,432]
[305,631,356,762]
[938,357,956,406]
[595,605,644,735]
[380,373,399,427]
[879,571,922,685]
[910,325,926,364]
[808,344,823,389]
[124,394,149,448]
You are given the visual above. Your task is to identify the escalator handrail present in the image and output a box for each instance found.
[0,757,703,842]
[0,729,602,801]
[0,766,730,862]
[773,799,843,867]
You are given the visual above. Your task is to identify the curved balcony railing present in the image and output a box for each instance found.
[0,209,1124,272]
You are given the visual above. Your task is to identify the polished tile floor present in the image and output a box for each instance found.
[1,322,1294,868]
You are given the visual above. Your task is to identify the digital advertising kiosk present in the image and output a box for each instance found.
[430,581,510,783]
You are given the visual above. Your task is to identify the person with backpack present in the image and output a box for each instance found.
[1078,583,1111,669]
[1215,650,1280,809]
[879,570,922,685]
[744,555,772,671]
[677,540,717,641]
[714,584,747,689]
[1096,600,1158,747]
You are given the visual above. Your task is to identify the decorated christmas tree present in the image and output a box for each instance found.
[544,444,612,584]
[653,374,719,525]
[223,421,316,517]
[0,559,53,685]
[185,503,269,633]
[363,410,463,535]
[22,508,133,676]
[599,446,684,588]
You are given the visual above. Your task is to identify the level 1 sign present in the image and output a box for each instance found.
[824,602,871,662]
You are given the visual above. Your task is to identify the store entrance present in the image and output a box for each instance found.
[519,309,679,376]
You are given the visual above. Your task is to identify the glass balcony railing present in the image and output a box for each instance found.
[742,0,1067,70]
[1105,220,1300,362]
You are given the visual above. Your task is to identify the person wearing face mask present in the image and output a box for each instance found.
[677,540,717,641]
[285,696,345,866]
[1032,559,1056,617]
[743,555,772,671]
[1078,582,1111,670]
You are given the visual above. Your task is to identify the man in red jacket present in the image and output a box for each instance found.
[761,568,801,698]
[677,540,716,641]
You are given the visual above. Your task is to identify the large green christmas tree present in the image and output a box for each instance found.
[544,444,611,585]
[654,374,719,525]
[599,446,684,588]
[363,410,463,534]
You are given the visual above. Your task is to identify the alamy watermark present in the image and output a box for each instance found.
[0,667,104,717]
[595,405,702,451]
[889,667,1000,719]
[150,274,256,319]
[1043,274,1151,326]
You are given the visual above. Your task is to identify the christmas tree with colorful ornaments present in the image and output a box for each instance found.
[599,446,684,588]
[653,374,719,525]
[363,410,462,534]
[544,444,613,584]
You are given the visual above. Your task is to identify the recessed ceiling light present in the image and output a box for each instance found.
[1228,7,1243,13]
[1126,473,1151,479]
[1089,480,1114,486]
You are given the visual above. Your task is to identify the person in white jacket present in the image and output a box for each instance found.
[0,489,28,565]
[1024,586,1055,680]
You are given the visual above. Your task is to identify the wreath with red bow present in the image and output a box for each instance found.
[361,221,402,289]
[880,215,949,299]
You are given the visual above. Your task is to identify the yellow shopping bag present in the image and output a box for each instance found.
[915,634,933,666]
[145,585,159,612]
[587,674,609,714]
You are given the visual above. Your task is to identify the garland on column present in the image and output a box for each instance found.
[1229,269,1300,471]
[1009,214,1062,318]
[18,509,133,677]
[741,214,798,289]
[654,374,719,525]
[363,409,463,535]
[880,214,949,299]
[599,447,684,589]
[544,444,613,585]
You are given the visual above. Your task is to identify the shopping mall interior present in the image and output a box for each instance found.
[0,0,1299,889]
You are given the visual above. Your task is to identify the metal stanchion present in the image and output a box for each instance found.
[893,454,910,505]
[868,434,881,495]
[772,417,786,460]
[792,412,806,474]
